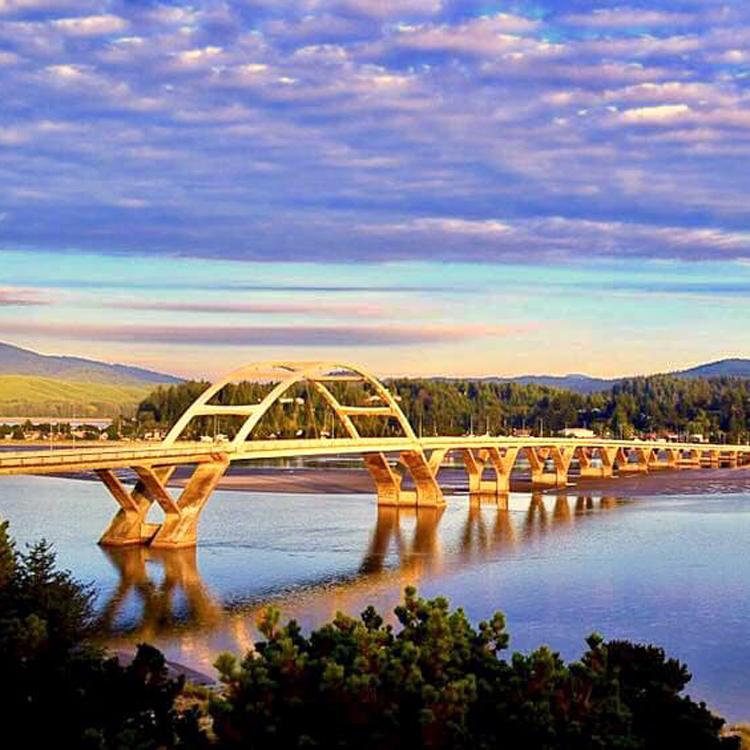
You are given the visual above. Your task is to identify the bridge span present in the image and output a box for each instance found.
[1,360,748,549]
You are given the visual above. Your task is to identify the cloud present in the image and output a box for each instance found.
[0,0,93,15]
[619,104,692,123]
[335,0,442,18]
[51,14,127,36]
[0,286,48,306]
[1,0,750,269]
[366,217,512,235]
[559,8,695,29]
[101,300,394,318]
[390,13,541,56]
[0,321,539,346]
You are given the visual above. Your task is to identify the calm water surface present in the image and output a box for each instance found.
[1,474,749,721]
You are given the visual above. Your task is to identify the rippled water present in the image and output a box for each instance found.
[1,473,750,721]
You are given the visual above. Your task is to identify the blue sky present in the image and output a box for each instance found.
[1,1,750,378]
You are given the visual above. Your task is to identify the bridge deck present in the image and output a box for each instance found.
[0,436,746,475]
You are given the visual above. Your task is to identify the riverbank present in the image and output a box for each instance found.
[169,464,750,498]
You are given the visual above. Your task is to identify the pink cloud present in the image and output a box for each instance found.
[0,321,542,347]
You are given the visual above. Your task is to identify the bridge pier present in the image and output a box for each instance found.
[98,459,229,549]
[97,467,174,546]
[616,447,649,474]
[648,448,676,470]
[525,446,568,488]
[462,447,518,496]
[701,449,719,468]
[578,447,617,478]
[678,448,701,468]
[364,451,445,507]
[723,451,739,468]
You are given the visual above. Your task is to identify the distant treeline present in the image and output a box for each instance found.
[137,375,750,443]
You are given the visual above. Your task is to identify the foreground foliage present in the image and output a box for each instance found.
[212,588,738,749]
[0,519,203,748]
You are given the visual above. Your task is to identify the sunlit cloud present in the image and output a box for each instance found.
[1,0,750,268]
[619,104,692,123]
[0,321,541,347]
[101,300,396,318]
[51,14,127,36]
[0,286,49,306]
[559,8,695,29]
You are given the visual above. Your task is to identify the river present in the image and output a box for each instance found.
[1,471,749,722]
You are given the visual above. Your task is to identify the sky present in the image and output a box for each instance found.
[2,0,750,379]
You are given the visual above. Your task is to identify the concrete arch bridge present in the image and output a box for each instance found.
[1,361,748,549]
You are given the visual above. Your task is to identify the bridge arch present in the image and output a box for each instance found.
[163,361,418,447]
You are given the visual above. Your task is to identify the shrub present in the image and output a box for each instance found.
[0,519,206,748]
[211,587,738,749]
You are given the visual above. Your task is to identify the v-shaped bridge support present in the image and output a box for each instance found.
[98,459,229,548]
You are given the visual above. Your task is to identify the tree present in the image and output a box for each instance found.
[0,519,205,748]
[211,588,738,749]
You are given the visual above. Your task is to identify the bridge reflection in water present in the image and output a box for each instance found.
[97,493,619,677]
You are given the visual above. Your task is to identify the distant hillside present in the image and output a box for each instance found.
[477,374,615,394]
[0,341,182,385]
[0,375,153,417]
[474,358,750,393]
[672,359,750,379]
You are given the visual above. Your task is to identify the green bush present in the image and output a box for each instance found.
[211,587,738,749]
[0,519,205,748]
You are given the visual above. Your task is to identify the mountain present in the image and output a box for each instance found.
[474,359,750,394]
[479,374,615,394]
[0,342,182,385]
[672,359,750,379]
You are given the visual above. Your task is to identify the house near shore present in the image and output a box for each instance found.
[561,427,597,439]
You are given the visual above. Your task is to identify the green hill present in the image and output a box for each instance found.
[0,375,153,418]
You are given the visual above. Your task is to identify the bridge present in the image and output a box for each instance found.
[1,360,748,549]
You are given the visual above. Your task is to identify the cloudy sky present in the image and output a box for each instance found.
[2,0,750,379]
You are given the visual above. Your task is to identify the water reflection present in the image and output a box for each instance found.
[99,547,222,639]
[97,494,618,650]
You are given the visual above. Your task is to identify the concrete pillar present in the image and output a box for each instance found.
[462,448,487,494]
[679,448,701,468]
[486,446,518,493]
[400,450,445,507]
[98,466,175,546]
[150,459,229,549]
[549,446,574,486]
[525,446,565,488]
[463,447,516,495]
[616,447,648,474]
[99,460,227,549]
[365,451,445,507]
[364,453,409,506]
[579,446,616,478]
[723,451,739,468]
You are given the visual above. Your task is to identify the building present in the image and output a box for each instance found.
[561,428,597,439]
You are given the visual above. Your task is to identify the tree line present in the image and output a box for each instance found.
[137,375,750,443]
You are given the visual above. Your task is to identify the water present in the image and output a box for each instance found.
[1,474,750,721]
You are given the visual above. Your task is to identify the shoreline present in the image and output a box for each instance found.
[168,464,750,499]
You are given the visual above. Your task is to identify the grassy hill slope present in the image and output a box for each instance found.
[0,375,154,417]
[0,341,182,385]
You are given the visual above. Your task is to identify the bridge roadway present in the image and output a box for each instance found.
[1,359,748,549]
[1,435,748,550]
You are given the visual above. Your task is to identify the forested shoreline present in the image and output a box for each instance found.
[137,375,750,443]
